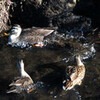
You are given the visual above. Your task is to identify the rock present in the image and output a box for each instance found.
[0,0,12,32]
[73,0,100,27]
[9,0,76,28]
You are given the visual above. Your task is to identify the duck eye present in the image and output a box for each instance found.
[11,29,16,32]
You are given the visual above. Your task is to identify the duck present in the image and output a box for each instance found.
[4,24,54,48]
[62,55,85,91]
[7,59,35,94]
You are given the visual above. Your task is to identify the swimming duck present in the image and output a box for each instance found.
[7,60,35,94]
[62,55,85,91]
[4,24,54,48]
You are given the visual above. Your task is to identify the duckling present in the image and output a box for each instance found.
[4,24,54,48]
[7,60,35,94]
[62,55,85,91]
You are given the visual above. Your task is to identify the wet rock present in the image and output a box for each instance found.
[0,0,94,31]
[66,0,77,11]
[73,0,94,17]
[9,0,77,28]
[0,0,12,32]
[73,0,100,27]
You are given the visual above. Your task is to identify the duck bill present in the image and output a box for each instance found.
[0,32,9,37]
[3,32,9,36]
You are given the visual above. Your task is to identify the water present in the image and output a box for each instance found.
[0,35,100,100]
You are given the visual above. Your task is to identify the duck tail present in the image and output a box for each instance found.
[9,82,15,86]
[62,80,73,91]
[7,88,17,93]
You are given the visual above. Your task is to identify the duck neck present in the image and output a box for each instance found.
[9,34,19,43]
[76,58,84,66]
[20,68,30,78]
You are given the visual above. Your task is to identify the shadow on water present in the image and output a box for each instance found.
[0,36,100,100]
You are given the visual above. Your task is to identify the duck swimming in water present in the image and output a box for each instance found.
[62,55,85,91]
[7,60,35,94]
[4,24,54,48]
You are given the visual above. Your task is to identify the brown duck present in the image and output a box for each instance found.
[63,55,85,91]
[7,60,35,93]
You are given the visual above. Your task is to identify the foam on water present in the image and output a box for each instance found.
[82,43,96,60]
[7,41,32,49]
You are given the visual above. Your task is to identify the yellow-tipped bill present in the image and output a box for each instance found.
[0,32,9,37]
[3,32,9,36]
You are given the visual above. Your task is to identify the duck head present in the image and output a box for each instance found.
[8,24,22,43]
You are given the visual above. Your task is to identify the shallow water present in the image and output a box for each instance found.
[0,36,100,100]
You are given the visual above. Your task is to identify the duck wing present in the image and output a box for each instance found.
[66,66,78,81]
[19,27,54,44]
[23,27,54,36]
[7,86,22,93]
[9,77,31,86]
[77,65,85,80]
[7,77,34,94]
[7,83,35,94]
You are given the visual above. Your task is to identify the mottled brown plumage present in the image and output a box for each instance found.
[9,77,32,86]
[63,55,85,91]
[7,60,35,94]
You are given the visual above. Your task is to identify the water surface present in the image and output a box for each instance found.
[0,36,100,100]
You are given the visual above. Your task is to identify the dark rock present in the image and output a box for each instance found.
[0,0,93,30]
[9,0,77,28]
[73,0,100,28]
